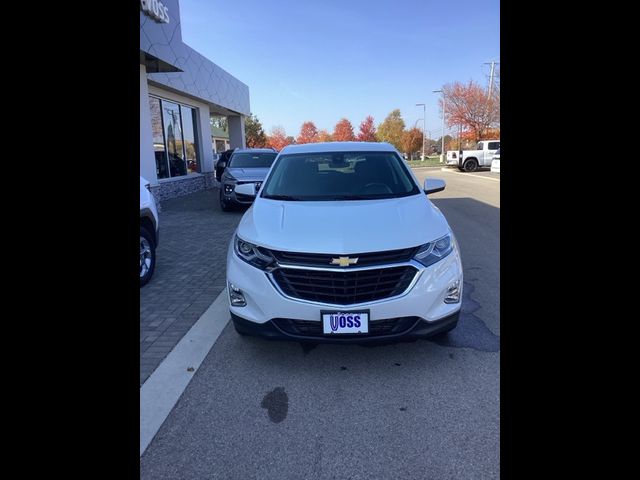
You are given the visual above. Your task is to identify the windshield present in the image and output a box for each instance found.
[229,152,277,168]
[261,151,420,201]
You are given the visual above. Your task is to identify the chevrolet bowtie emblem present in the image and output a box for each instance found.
[331,256,359,267]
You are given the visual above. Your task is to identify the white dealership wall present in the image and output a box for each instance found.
[140,0,250,201]
[140,65,158,184]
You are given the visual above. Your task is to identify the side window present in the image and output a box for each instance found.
[488,142,500,150]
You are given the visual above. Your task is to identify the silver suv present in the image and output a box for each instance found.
[219,148,277,211]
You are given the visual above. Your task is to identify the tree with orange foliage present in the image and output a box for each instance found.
[296,121,319,144]
[480,128,500,140]
[401,127,423,159]
[266,126,293,151]
[317,129,332,142]
[333,118,355,141]
[441,80,499,142]
[356,116,377,142]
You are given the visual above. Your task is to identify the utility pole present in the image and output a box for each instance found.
[484,61,499,100]
[416,103,426,161]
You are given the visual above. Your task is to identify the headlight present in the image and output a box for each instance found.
[234,235,276,270]
[413,233,454,267]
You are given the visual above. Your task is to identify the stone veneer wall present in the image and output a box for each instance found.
[150,173,219,212]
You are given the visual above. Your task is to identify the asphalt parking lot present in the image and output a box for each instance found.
[140,168,500,479]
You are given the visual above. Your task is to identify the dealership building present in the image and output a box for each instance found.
[140,0,249,202]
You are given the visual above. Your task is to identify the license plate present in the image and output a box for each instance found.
[322,311,369,335]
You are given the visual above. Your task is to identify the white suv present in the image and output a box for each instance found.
[226,142,463,343]
[140,176,159,287]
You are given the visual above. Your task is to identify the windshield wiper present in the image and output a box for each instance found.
[262,194,303,201]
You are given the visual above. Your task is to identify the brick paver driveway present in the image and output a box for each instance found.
[140,188,244,385]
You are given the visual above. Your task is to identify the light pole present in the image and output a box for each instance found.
[433,90,445,163]
[416,103,426,161]
[414,121,432,160]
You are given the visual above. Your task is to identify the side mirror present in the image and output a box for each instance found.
[234,183,256,197]
[424,178,445,195]
[218,161,227,169]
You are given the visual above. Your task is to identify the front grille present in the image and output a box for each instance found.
[271,265,418,305]
[271,247,418,268]
[272,316,420,338]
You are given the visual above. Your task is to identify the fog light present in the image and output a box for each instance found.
[224,184,234,194]
[444,280,461,304]
[228,283,246,307]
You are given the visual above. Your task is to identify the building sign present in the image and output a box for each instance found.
[140,0,170,24]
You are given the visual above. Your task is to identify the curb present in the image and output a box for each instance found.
[140,289,230,457]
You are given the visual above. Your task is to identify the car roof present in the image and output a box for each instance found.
[280,142,398,154]
[231,148,277,154]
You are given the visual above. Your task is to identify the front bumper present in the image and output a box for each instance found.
[222,188,256,206]
[226,238,463,342]
[222,180,264,206]
[232,310,459,343]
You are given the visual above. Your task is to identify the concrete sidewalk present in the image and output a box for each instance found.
[139,188,244,385]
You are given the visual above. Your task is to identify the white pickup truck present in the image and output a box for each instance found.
[446,139,500,172]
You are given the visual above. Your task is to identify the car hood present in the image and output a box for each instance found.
[226,167,270,181]
[237,194,450,254]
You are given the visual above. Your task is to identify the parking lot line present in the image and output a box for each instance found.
[440,168,500,181]
[140,288,230,457]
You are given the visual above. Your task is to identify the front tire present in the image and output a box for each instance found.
[463,158,479,172]
[140,226,156,287]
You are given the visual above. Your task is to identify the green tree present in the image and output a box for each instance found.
[376,109,405,150]
[245,114,267,147]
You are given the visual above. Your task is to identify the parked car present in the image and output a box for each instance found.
[226,141,463,343]
[446,139,500,172]
[219,148,278,211]
[491,148,500,173]
[140,176,159,287]
[215,148,235,182]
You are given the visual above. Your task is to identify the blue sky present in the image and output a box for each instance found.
[180,0,499,139]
